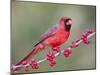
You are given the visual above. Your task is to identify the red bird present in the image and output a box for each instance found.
[16,16,72,65]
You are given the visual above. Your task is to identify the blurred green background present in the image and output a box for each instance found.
[11,0,96,73]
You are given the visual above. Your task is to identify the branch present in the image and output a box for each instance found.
[11,28,95,72]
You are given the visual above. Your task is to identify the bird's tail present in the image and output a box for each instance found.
[15,43,44,66]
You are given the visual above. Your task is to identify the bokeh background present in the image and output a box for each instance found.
[11,0,96,74]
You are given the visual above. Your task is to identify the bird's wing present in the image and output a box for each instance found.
[39,25,58,41]
[34,25,59,47]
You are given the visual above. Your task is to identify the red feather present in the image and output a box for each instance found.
[16,16,72,65]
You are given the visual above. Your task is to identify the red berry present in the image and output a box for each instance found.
[46,52,55,61]
[52,47,61,52]
[50,61,56,67]
[31,59,39,69]
[87,28,93,34]
[85,40,90,44]
[81,35,90,45]
[47,57,54,61]
[64,48,72,57]
[70,42,78,48]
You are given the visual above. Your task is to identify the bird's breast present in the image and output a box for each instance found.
[44,31,70,47]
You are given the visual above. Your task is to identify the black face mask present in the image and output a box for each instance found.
[64,19,71,32]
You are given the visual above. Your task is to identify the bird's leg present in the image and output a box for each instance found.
[52,46,61,54]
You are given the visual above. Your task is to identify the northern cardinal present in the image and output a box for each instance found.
[16,16,72,65]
